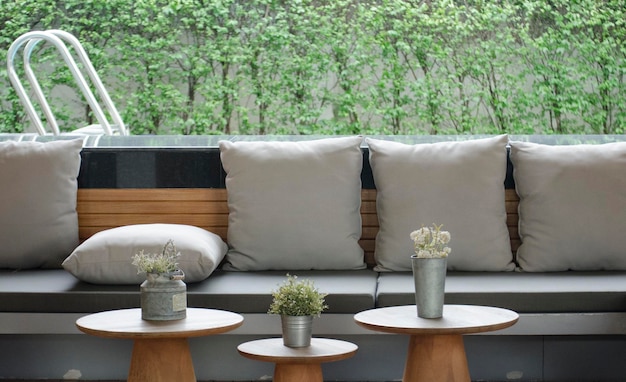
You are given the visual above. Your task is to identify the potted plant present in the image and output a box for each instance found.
[410,224,451,319]
[131,239,187,321]
[268,274,328,347]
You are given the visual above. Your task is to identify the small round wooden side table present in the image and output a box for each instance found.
[237,337,358,382]
[76,307,243,382]
[354,304,518,382]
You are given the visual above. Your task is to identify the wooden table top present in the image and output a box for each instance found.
[354,305,518,335]
[76,308,243,339]
[238,338,358,364]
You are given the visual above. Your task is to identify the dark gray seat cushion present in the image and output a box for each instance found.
[0,269,139,313]
[2,269,623,315]
[187,270,378,313]
[377,271,626,313]
[0,269,378,314]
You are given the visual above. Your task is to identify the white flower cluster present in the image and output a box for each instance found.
[131,239,180,274]
[410,224,451,258]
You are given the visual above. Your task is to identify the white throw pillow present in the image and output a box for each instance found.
[62,224,228,284]
[0,139,83,268]
[367,135,514,271]
[219,136,365,270]
[510,141,626,271]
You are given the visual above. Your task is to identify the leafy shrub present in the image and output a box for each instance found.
[1,0,624,135]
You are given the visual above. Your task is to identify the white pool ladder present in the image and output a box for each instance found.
[7,29,128,136]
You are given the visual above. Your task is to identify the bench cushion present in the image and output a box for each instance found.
[188,270,378,313]
[1,269,623,315]
[219,137,365,271]
[0,139,82,269]
[376,271,626,313]
[0,269,139,313]
[0,269,378,314]
[510,141,626,271]
[367,135,514,272]
[62,224,228,284]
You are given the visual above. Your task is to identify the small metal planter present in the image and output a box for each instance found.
[140,270,187,321]
[281,315,313,347]
[411,256,447,319]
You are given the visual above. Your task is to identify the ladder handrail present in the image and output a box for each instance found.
[48,30,127,136]
[23,38,61,135]
[21,32,114,135]
[7,30,127,136]
[7,31,52,135]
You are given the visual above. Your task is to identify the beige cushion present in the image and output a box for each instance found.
[367,135,514,272]
[219,136,365,270]
[62,224,228,284]
[0,139,83,268]
[510,141,626,271]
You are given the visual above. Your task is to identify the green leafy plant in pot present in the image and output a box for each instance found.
[132,239,186,321]
[268,274,328,347]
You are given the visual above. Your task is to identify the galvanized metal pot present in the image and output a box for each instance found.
[411,256,447,319]
[140,270,187,321]
[281,315,313,347]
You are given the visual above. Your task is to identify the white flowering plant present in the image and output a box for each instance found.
[268,274,329,317]
[131,239,180,274]
[410,224,451,259]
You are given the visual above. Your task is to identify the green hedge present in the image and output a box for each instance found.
[1,0,625,135]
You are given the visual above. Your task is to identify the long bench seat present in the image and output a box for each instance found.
[0,269,379,315]
[2,269,625,316]
[377,271,626,314]
[1,134,625,381]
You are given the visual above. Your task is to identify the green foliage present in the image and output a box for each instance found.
[268,274,328,317]
[0,0,624,135]
[0,0,54,132]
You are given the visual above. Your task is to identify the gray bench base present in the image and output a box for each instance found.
[1,268,625,381]
[0,329,624,381]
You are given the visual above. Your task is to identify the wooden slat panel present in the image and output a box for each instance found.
[506,214,519,226]
[79,213,228,227]
[361,214,379,227]
[364,252,375,267]
[360,201,377,214]
[358,239,375,253]
[77,201,230,214]
[79,226,230,242]
[508,226,519,241]
[78,188,521,267]
[361,189,377,201]
[361,190,377,267]
[505,190,520,244]
[361,227,379,240]
[77,188,228,201]
[77,188,229,242]
[511,239,521,253]
[505,189,519,201]
[505,201,519,214]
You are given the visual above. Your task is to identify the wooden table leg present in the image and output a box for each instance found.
[274,362,323,382]
[128,338,196,382]
[403,334,471,382]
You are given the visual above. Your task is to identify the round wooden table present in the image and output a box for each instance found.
[76,308,243,382]
[237,337,358,382]
[354,304,518,382]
